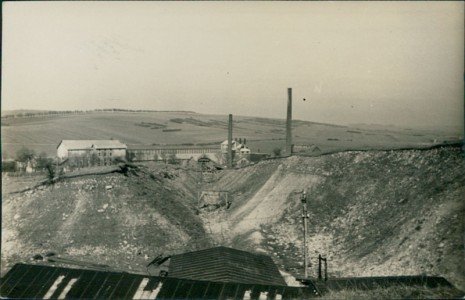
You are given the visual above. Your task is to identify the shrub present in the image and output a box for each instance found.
[46,163,56,183]
[16,147,35,163]
[36,152,52,170]
[273,148,282,157]
[168,153,179,165]
[126,151,136,162]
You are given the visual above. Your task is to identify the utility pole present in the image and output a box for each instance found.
[301,189,309,278]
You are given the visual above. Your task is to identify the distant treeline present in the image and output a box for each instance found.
[151,141,222,146]
[2,109,196,119]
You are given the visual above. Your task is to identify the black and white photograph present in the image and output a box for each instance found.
[1,1,464,299]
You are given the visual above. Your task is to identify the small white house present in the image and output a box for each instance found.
[220,140,250,154]
[57,140,127,165]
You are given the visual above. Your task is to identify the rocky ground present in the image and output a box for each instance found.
[202,146,465,290]
[1,162,212,275]
[2,145,464,292]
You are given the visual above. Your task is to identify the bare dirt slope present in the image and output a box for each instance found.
[2,146,464,291]
[202,146,465,289]
[1,163,211,275]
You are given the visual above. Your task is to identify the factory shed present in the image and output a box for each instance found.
[0,263,317,299]
[168,246,287,286]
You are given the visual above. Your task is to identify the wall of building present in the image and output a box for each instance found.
[128,148,220,163]
[61,148,127,168]
[111,149,127,157]
[57,145,70,158]
[93,148,126,166]
[67,149,91,157]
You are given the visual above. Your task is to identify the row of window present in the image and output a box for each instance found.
[98,151,113,157]
[130,149,218,154]
[98,159,112,166]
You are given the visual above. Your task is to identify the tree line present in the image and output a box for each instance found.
[2,109,196,119]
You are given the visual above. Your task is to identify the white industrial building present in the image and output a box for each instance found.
[56,140,127,165]
[220,140,250,154]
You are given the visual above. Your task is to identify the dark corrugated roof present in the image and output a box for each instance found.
[168,246,287,286]
[0,263,318,299]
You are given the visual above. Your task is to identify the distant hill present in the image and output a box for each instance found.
[1,109,49,117]
[350,123,463,136]
[1,110,462,159]
[1,109,196,118]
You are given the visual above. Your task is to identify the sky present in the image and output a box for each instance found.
[2,1,464,130]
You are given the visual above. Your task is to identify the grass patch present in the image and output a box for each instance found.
[320,285,464,300]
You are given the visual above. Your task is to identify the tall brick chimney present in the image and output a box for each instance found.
[286,88,292,155]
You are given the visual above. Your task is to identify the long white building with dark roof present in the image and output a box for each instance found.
[56,140,127,165]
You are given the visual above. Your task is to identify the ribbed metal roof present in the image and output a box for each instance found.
[168,246,287,286]
[0,263,317,299]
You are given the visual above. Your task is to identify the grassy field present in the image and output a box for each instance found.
[2,111,462,159]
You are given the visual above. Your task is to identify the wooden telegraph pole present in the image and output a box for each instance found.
[301,189,309,278]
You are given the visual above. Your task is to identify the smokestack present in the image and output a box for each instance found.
[286,88,292,155]
[228,114,233,168]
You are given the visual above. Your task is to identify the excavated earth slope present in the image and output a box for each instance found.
[203,146,465,289]
[2,146,464,290]
[2,163,212,275]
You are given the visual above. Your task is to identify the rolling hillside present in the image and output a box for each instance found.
[2,145,464,293]
[2,111,461,159]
